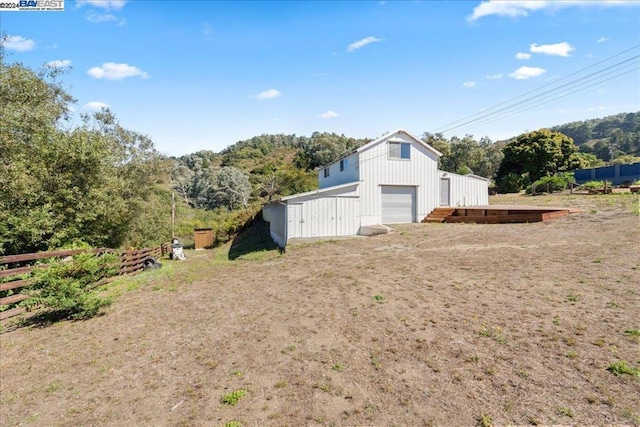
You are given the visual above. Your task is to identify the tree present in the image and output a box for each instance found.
[0,57,170,254]
[208,167,252,210]
[496,129,578,192]
[294,132,367,170]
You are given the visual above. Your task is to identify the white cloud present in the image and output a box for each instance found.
[84,101,110,110]
[77,0,126,10]
[516,52,531,60]
[509,66,546,80]
[463,81,476,88]
[597,36,609,43]
[468,0,637,22]
[347,36,383,53]
[319,110,339,119]
[530,42,574,57]
[87,62,149,80]
[86,11,125,25]
[486,73,503,80]
[468,1,548,21]
[1,35,36,52]
[46,59,71,68]
[255,89,281,100]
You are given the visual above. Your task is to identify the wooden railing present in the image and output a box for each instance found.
[0,243,170,321]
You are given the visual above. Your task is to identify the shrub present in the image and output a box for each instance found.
[582,180,612,190]
[526,174,572,195]
[28,249,119,319]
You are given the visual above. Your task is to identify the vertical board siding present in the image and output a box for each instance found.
[359,135,439,225]
[318,153,359,189]
[438,171,489,206]
[283,184,360,240]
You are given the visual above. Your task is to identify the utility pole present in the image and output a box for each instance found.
[171,192,175,239]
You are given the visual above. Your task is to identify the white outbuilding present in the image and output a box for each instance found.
[263,129,490,247]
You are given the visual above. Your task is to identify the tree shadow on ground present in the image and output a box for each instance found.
[228,212,279,260]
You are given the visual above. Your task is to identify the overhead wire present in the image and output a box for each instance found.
[429,44,640,136]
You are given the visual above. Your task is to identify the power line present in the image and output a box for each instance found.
[457,68,639,136]
[430,44,640,135]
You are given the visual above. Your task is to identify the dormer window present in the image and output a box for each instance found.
[389,142,411,159]
[324,167,330,177]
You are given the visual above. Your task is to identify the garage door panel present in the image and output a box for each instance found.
[381,186,415,223]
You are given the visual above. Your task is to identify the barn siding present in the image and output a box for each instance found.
[358,135,439,225]
[438,171,489,206]
[318,153,359,189]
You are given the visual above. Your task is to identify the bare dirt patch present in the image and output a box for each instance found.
[1,193,639,426]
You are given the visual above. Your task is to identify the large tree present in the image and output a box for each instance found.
[495,129,583,192]
[0,57,170,254]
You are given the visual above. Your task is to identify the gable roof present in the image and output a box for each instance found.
[318,128,442,170]
[356,128,442,157]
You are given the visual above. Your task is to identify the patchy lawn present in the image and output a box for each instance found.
[1,192,639,426]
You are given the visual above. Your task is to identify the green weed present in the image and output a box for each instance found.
[478,413,493,427]
[220,389,247,406]
[45,381,62,394]
[607,361,640,377]
[623,328,640,337]
[373,294,385,302]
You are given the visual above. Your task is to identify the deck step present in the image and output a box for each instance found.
[422,207,455,223]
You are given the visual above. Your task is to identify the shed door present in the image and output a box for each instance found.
[381,186,416,224]
[440,178,450,206]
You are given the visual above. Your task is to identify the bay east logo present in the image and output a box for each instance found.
[2,0,65,11]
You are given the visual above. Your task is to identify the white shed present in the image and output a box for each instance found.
[263,129,489,247]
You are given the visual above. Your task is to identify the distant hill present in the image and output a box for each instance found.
[550,112,640,161]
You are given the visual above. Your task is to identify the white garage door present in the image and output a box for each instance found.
[381,186,416,223]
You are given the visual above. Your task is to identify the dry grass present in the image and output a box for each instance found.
[1,192,639,426]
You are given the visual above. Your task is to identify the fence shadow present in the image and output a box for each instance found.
[228,212,278,260]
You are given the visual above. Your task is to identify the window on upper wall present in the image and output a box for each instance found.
[389,142,411,159]
[340,159,347,171]
[324,167,330,177]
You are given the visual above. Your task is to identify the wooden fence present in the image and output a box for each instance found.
[0,243,170,321]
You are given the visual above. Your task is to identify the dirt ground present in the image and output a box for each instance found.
[1,193,639,427]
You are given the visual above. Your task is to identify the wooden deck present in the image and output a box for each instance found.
[423,205,581,224]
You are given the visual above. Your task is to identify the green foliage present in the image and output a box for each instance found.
[496,129,578,192]
[220,389,247,406]
[607,361,640,377]
[623,329,640,337]
[373,294,385,302]
[294,131,367,170]
[28,249,119,319]
[0,60,171,254]
[496,172,529,194]
[478,413,493,427]
[422,133,504,179]
[553,112,640,160]
[581,180,612,190]
[526,173,573,194]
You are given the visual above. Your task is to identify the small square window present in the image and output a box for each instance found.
[389,142,410,159]
[324,167,330,177]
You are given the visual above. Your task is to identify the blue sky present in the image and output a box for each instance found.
[2,0,639,156]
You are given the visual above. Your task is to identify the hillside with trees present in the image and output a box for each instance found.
[551,112,640,163]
